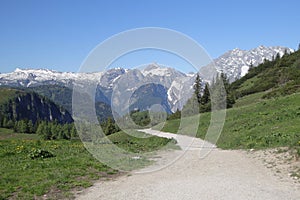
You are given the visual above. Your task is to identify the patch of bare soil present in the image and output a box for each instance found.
[244,147,300,186]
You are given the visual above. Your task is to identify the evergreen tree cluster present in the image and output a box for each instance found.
[210,73,235,110]
[167,109,181,120]
[0,116,35,133]
[182,73,235,116]
[0,114,78,140]
[36,121,78,140]
[14,120,35,133]
[231,49,300,98]
[100,117,120,136]
[0,112,122,140]
[0,115,15,129]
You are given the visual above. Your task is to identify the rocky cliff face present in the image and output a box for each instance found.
[200,46,294,82]
[0,88,73,124]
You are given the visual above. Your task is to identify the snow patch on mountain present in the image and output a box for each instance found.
[0,45,295,112]
[0,68,103,87]
[141,63,177,77]
[240,66,249,77]
[200,45,294,82]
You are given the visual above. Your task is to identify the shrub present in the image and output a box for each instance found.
[28,149,55,159]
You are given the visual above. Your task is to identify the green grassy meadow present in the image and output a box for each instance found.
[160,92,300,152]
[0,129,175,199]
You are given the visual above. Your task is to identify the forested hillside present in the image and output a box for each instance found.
[231,49,300,98]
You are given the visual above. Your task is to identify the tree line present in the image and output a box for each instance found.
[0,113,125,140]
[171,73,235,118]
[0,115,78,140]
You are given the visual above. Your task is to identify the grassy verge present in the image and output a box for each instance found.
[159,93,300,153]
[108,131,178,153]
[85,130,178,171]
[0,129,175,199]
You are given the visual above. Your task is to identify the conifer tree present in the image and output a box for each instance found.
[104,118,118,135]
[19,120,28,133]
[275,53,280,60]
[27,120,34,133]
[201,83,210,105]
[3,118,8,128]
[193,74,202,104]
[70,124,78,138]
[36,122,45,135]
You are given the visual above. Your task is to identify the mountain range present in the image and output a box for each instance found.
[0,45,294,114]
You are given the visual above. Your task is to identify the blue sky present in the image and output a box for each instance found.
[0,0,299,73]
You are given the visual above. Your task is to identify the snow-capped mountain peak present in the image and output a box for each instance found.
[142,63,179,77]
[0,45,295,112]
[200,45,294,82]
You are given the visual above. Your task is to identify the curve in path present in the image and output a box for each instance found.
[76,129,300,200]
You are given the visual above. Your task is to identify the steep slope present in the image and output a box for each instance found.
[29,85,113,122]
[231,49,300,98]
[28,85,74,112]
[160,49,300,150]
[167,74,195,112]
[0,88,73,124]
[129,83,172,114]
[200,46,294,82]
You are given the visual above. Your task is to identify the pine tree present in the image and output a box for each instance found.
[62,124,71,140]
[48,122,63,140]
[193,74,202,104]
[210,73,227,110]
[275,53,280,60]
[3,117,8,128]
[36,122,45,135]
[216,73,235,108]
[19,120,28,133]
[198,83,211,113]
[37,122,52,140]
[104,118,117,135]
[27,120,34,133]
[201,83,210,105]
[70,124,78,139]
[45,122,52,140]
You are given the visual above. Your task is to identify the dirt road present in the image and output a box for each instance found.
[76,129,300,200]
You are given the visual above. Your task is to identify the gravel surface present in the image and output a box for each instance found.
[76,129,300,200]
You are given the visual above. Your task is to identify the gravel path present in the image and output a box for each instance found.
[76,129,300,200]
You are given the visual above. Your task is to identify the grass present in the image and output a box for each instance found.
[0,129,175,199]
[0,128,40,140]
[85,130,178,171]
[236,76,260,93]
[159,92,300,152]
[233,91,266,108]
[108,130,178,153]
[0,133,113,199]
